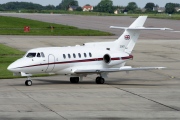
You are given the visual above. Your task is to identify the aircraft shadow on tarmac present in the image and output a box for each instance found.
[11,78,166,87]
[21,79,165,87]
[31,79,96,85]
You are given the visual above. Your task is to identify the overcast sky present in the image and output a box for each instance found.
[0,0,180,8]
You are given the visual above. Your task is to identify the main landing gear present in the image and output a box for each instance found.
[96,77,105,84]
[25,77,32,86]
[70,76,105,84]
[70,77,79,83]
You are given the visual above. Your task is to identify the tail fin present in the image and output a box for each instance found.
[111,16,172,54]
[129,16,147,28]
[112,16,147,54]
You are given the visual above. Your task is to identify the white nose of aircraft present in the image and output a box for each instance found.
[7,62,18,72]
[7,59,23,73]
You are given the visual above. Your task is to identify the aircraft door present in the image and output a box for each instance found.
[46,54,55,72]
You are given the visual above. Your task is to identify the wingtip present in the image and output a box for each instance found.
[161,28,173,31]
[157,67,167,70]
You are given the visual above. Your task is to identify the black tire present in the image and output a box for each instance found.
[99,78,105,84]
[96,77,100,84]
[96,77,105,84]
[25,80,32,86]
[70,77,79,83]
[25,80,28,86]
[74,77,79,83]
[70,77,74,83]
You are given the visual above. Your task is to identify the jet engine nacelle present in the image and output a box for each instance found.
[103,52,133,66]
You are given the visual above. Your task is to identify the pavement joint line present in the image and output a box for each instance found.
[8,83,68,120]
[109,85,180,111]
[149,70,179,80]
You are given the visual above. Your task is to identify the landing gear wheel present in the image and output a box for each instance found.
[25,80,32,86]
[96,77,105,84]
[70,77,79,83]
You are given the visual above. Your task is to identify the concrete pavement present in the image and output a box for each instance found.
[0,35,180,119]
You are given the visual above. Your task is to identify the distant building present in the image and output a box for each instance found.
[82,5,93,11]
[175,7,180,12]
[153,7,165,13]
[68,5,78,11]
[114,9,121,14]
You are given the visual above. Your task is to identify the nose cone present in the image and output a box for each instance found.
[7,62,17,72]
[7,58,23,72]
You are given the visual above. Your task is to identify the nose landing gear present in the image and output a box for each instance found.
[25,77,32,86]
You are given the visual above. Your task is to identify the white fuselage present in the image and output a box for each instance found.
[8,43,131,76]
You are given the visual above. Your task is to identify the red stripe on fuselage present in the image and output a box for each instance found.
[17,57,117,69]
[111,58,120,60]
[121,55,133,60]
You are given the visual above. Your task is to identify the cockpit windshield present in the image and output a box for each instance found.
[25,52,45,58]
[26,53,36,58]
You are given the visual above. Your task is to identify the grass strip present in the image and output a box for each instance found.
[0,16,113,36]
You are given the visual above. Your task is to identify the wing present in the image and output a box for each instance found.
[74,66,166,74]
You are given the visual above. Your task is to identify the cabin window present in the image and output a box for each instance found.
[26,53,36,58]
[89,52,92,57]
[73,53,76,58]
[63,54,66,59]
[78,53,81,58]
[41,52,45,57]
[37,53,41,57]
[68,54,71,58]
[84,53,87,58]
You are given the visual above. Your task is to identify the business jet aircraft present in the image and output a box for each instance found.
[7,16,172,86]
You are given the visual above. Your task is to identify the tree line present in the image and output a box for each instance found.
[0,0,81,11]
[0,0,180,14]
[0,2,55,11]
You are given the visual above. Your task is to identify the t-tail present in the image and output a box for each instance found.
[111,16,172,54]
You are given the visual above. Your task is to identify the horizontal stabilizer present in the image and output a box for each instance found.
[110,26,173,31]
[74,67,166,74]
